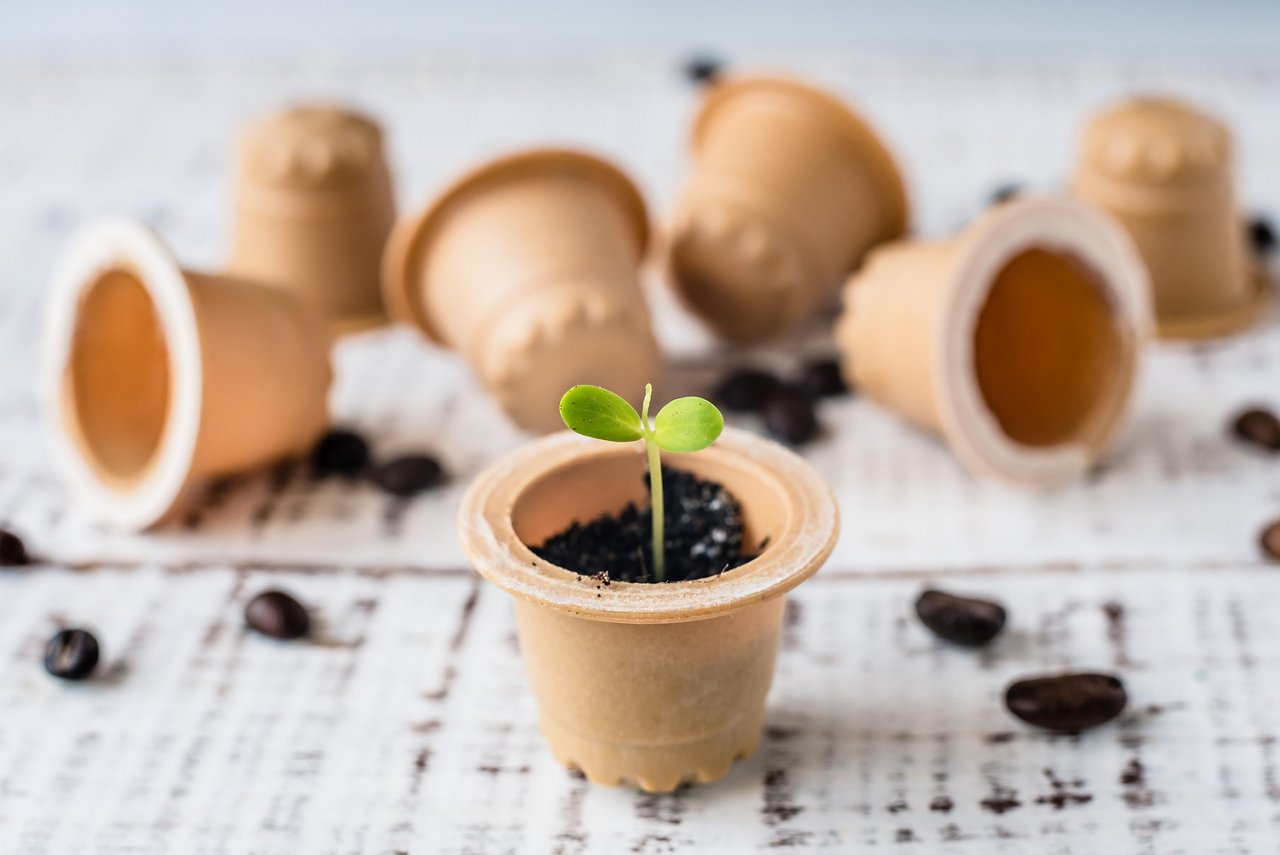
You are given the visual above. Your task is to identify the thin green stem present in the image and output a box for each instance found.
[641,384,665,583]
[646,436,664,583]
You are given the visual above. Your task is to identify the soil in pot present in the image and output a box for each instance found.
[530,467,764,582]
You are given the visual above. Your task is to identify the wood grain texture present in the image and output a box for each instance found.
[0,50,1277,852]
[2,565,1279,852]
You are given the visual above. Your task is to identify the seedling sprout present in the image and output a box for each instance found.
[559,384,724,582]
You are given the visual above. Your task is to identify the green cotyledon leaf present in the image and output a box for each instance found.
[559,385,644,442]
[652,396,724,453]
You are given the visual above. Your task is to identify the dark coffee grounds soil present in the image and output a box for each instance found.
[531,467,763,583]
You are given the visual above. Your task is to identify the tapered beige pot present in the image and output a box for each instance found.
[668,76,909,341]
[230,104,396,335]
[384,149,661,433]
[1074,96,1271,339]
[835,197,1150,486]
[42,219,332,530]
[459,428,838,793]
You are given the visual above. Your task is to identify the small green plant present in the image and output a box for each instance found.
[559,384,724,583]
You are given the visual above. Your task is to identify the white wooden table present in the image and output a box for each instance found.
[1,49,1278,853]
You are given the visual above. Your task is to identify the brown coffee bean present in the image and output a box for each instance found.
[310,428,371,478]
[1005,673,1128,732]
[372,454,446,497]
[44,628,100,681]
[245,590,311,640]
[1261,519,1280,562]
[714,369,782,413]
[0,530,27,566]
[990,183,1022,205]
[797,358,849,399]
[683,54,724,86]
[915,589,1007,646]
[1249,215,1276,256]
[1231,408,1280,452]
[762,387,819,444]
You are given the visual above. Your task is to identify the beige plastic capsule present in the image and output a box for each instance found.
[836,197,1150,487]
[230,104,396,335]
[459,428,838,793]
[384,148,661,433]
[1074,96,1271,339]
[43,219,332,530]
[668,76,909,341]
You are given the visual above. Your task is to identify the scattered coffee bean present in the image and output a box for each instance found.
[310,428,371,478]
[1261,519,1280,562]
[44,628,100,681]
[1005,672,1128,732]
[0,529,28,566]
[683,54,724,86]
[372,454,446,498]
[990,183,1022,206]
[1249,215,1276,256]
[1231,407,1280,452]
[762,386,819,444]
[797,358,849,399]
[244,590,311,640]
[915,589,1007,646]
[713,368,782,413]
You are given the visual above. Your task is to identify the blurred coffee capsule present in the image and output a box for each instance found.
[836,197,1149,487]
[668,76,908,341]
[43,219,331,529]
[230,104,396,336]
[1074,96,1271,339]
[384,149,661,433]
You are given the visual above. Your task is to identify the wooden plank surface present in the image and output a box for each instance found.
[3,564,1279,852]
[0,50,1278,852]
